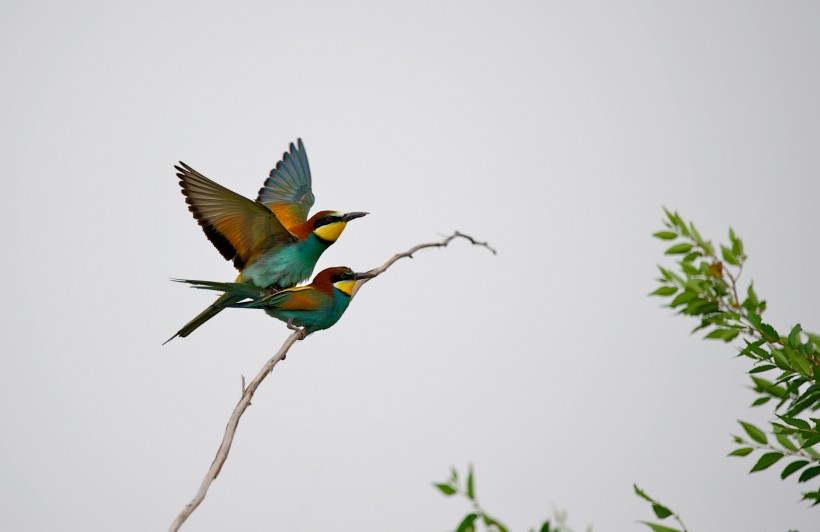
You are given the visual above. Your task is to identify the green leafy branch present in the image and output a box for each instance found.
[730,420,820,505]
[633,484,688,532]
[434,465,510,532]
[652,209,820,505]
[434,465,586,532]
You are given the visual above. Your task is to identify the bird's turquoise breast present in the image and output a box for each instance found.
[242,235,329,289]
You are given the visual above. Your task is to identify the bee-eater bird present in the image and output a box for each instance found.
[165,139,368,343]
[176,267,374,336]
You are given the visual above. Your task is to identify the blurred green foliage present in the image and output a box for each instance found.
[652,209,820,505]
[434,464,587,532]
[433,210,819,532]
[633,484,688,532]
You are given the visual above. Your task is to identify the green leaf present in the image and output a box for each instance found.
[779,416,811,431]
[741,339,770,359]
[728,447,754,457]
[651,286,677,297]
[790,351,813,377]
[721,329,741,342]
[771,349,791,369]
[721,245,739,266]
[744,283,761,309]
[689,301,719,316]
[637,522,684,532]
[704,328,730,340]
[801,490,820,506]
[730,228,744,256]
[434,483,457,496]
[798,340,815,355]
[663,209,690,237]
[704,328,740,342]
[466,464,475,499]
[652,503,673,519]
[749,364,777,374]
[751,396,771,407]
[670,291,697,307]
[776,433,799,452]
[681,262,699,276]
[634,484,654,502]
[739,421,768,444]
[759,323,780,342]
[788,324,803,349]
[751,377,788,398]
[653,231,678,240]
[456,513,478,532]
[781,460,809,479]
[750,452,783,472]
[801,434,820,449]
[665,243,693,255]
[747,311,762,327]
[798,465,820,483]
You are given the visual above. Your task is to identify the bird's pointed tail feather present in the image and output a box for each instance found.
[163,282,265,344]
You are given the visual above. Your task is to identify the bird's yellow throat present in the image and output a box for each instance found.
[314,221,347,242]
[333,279,356,296]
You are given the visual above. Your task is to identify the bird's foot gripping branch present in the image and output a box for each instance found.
[652,209,820,506]
[168,231,496,531]
[285,318,307,340]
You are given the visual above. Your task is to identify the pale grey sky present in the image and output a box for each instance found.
[1,1,819,531]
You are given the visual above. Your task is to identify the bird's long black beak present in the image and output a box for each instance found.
[353,272,376,280]
[342,211,369,222]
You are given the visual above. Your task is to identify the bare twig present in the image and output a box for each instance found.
[364,230,496,278]
[169,231,495,531]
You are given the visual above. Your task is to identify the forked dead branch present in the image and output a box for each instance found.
[169,231,496,531]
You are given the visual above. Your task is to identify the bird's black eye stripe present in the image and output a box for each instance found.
[331,271,353,283]
[314,215,339,229]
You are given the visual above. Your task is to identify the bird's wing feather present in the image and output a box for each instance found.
[177,162,296,270]
[247,285,326,310]
[256,138,315,228]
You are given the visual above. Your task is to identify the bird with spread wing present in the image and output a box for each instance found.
[166,139,367,343]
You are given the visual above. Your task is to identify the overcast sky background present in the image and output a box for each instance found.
[2,1,819,531]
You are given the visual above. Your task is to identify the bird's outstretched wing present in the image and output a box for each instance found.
[256,138,315,228]
[177,162,296,270]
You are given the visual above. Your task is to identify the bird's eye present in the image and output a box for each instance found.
[324,216,336,224]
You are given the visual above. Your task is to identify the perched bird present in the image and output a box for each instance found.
[177,267,375,336]
[166,139,367,343]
